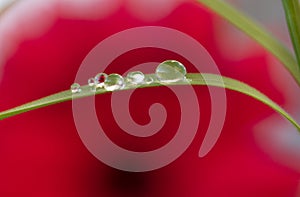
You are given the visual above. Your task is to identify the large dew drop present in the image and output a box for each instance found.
[155,60,187,83]
[71,83,81,94]
[104,74,125,91]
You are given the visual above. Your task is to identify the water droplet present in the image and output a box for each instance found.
[87,78,97,92]
[95,73,108,88]
[155,60,187,83]
[71,83,81,93]
[88,78,96,86]
[126,71,145,85]
[144,75,154,84]
[104,74,125,91]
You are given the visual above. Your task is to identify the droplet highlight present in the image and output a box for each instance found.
[95,73,108,88]
[104,74,125,91]
[71,83,81,93]
[126,71,145,85]
[155,60,187,83]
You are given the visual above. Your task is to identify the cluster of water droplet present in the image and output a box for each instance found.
[70,60,187,94]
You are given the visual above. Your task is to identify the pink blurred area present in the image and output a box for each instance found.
[0,0,299,196]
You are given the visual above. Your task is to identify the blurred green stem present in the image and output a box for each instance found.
[197,0,300,86]
[0,0,17,17]
[282,0,300,72]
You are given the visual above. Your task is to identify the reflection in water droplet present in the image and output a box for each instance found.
[71,83,81,93]
[104,74,125,91]
[126,71,145,85]
[95,73,108,88]
[155,60,187,83]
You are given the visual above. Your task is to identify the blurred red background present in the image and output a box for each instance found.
[0,0,299,196]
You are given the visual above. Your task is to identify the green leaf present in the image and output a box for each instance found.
[197,0,300,86]
[282,0,300,70]
[0,73,299,132]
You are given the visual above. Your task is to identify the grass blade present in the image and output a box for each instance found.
[197,0,300,86]
[282,0,300,70]
[0,73,299,132]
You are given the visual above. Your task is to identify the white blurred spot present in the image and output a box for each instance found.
[126,0,184,21]
[0,0,58,77]
[214,18,259,61]
[0,0,15,11]
[255,114,300,173]
[0,0,121,79]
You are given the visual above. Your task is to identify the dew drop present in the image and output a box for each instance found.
[88,78,97,92]
[144,75,154,84]
[126,71,145,85]
[71,83,81,93]
[88,78,96,86]
[104,74,125,91]
[155,60,187,83]
[95,73,108,88]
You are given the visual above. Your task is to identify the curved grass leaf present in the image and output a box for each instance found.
[0,73,299,132]
[282,0,300,70]
[197,0,300,86]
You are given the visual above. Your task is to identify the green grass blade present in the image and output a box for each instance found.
[189,73,300,131]
[0,73,299,132]
[282,0,300,70]
[197,0,300,86]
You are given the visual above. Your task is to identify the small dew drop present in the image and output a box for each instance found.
[95,73,108,88]
[71,83,81,93]
[88,78,96,86]
[88,78,97,92]
[126,71,145,85]
[155,60,187,83]
[144,76,154,84]
[104,74,125,91]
